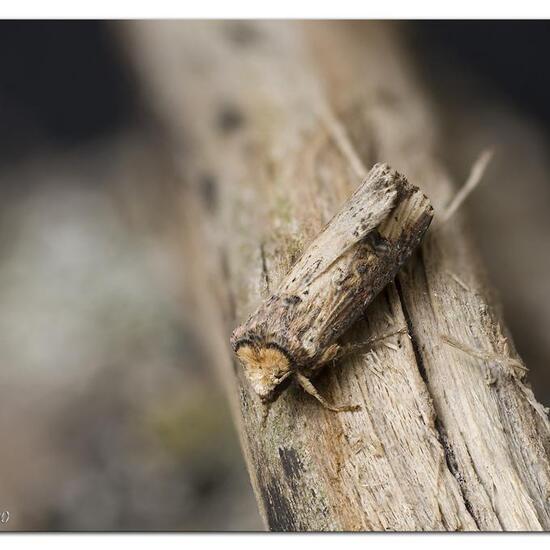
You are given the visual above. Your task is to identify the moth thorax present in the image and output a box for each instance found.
[236,343,291,402]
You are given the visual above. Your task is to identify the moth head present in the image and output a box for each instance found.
[234,341,293,403]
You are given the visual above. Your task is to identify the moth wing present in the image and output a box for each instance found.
[281,163,399,293]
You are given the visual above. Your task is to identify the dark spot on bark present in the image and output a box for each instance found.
[217,104,245,134]
[220,251,237,324]
[260,478,297,531]
[285,295,302,305]
[278,446,304,491]
[199,174,218,212]
[221,250,230,279]
[260,242,270,293]
[224,21,261,47]
[376,88,401,107]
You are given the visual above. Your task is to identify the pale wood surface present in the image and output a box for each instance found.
[123,21,550,531]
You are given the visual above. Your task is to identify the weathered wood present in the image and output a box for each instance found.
[123,21,550,531]
[232,163,433,407]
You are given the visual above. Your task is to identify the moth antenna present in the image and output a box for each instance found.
[295,372,360,412]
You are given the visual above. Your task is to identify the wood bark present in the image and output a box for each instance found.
[123,21,550,531]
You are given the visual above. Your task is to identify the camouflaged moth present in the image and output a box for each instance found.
[231,163,433,411]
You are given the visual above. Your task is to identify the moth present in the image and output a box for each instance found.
[231,163,433,411]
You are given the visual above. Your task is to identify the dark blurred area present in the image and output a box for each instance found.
[0,21,137,164]
[0,20,260,531]
[414,21,550,126]
[0,20,549,531]
[5,21,550,159]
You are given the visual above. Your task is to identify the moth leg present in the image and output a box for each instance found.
[335,327,408,361]
[295,372,360,412]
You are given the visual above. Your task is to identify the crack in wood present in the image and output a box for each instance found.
[395,267,482,530]
[260,242,270,295]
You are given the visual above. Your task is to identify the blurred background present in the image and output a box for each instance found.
[0,20,549,530]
